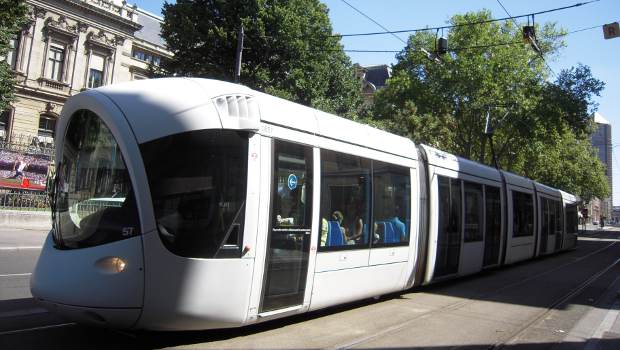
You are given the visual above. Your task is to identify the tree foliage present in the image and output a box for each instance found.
[0,0,28,112]
[161,0,362,117]
[370,10,608,200]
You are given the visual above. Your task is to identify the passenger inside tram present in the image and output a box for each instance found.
[342,199,365,244]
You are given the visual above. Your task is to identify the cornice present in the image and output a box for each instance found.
[86,30,116,51]
[63,0,142,32]
[29,0,142,33]
[44,16,78,40]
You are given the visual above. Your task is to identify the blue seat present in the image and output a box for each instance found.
[327,220,344,246]
[383,222,399,243]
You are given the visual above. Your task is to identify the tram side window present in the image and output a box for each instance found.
[566,204,578,234]
[272,142,312,229]
[53,110,140,249]
[554,200,563,235]
[549,199,557,235]
[319,150,371,249]
[463,182,483,242]
[542,198,550,237]
[435,176,461,277]
[512,191,533,237]
[372,161,411,246]
[141,130,248,258]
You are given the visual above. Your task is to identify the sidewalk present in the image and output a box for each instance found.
[0,210,50,230]
[566,227,620,349]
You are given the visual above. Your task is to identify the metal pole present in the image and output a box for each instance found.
[234,25,244,83]
[485,109,500,170]
[488,135,500,170]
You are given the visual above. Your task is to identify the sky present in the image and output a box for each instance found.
[132,0,620,203]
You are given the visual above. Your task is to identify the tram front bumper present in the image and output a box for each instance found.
[30,233,145,329]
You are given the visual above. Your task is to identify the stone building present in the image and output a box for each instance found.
[354,64,391,106]
[611,206,620,225]
[2,0,171,147]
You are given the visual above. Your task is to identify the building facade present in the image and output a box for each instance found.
[588,112,613,223]
[3,0,171,148]
[611,206,620,225]
[354,64,391,106]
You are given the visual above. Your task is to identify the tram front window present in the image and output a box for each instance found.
[53,110,140,249]
[140,130,248,259]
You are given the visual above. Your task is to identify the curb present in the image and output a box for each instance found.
[0,210,51,229]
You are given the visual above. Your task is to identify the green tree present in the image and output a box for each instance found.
[534,64,604,137]
[371,10,608,199]
[0,0,28,112]
[161,0,362,117]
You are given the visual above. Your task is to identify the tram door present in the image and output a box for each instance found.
[261,140,313,312]
[482,186,502,267]
[459,181,485,275]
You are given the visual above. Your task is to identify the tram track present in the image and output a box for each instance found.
[1,237,617,348]
[490,254,620,349]
[332,239,620,350]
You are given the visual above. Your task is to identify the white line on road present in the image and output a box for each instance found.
[0,273,31,278]
[578,238,620,242]
[0,246,42,250]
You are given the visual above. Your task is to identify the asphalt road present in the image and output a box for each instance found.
[0,229,619,349]
[0,227,48,301]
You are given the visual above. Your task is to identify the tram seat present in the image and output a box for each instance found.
[379,222,399,243]
[327,220,344,246]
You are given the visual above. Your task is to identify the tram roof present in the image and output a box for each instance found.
[559,190,580,204]
[420,144,502,182]
[534,182,562,199]
[96,78,417,160]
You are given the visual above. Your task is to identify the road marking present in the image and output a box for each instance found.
[0,246,42,251]
[579,237,620,242]
[0,307,48,318]
[0,322,75,336]
[0,273,32,278]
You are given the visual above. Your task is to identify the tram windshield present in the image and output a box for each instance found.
[140,130,248,259]
[53,110,140,249]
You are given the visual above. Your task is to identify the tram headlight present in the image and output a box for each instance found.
[114,258,127,272]
[95,257,128,274]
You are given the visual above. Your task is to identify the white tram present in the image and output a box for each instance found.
[30,78,580,330]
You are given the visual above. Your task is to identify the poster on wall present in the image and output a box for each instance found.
[0,150,50,191]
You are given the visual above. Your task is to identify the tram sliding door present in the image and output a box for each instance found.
[459,181,484,275]
[261,140,313,312]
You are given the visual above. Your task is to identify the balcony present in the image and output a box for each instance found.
[66,0,141,29]
[37,78,69,95]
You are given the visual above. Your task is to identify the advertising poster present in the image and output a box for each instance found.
[0,150,50,191]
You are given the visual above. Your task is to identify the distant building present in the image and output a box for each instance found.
[587,112,613,223]
[2,0,172,147]
[612,206,620,224]
[354,64,391,106]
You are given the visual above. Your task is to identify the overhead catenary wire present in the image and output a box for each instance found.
[332,0,600,38]
[338,0,436,60]
[339,0,406,45]
[265,23,614,54]
[332,21,614,54]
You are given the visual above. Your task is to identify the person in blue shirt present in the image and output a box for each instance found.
[389,205,407,241]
